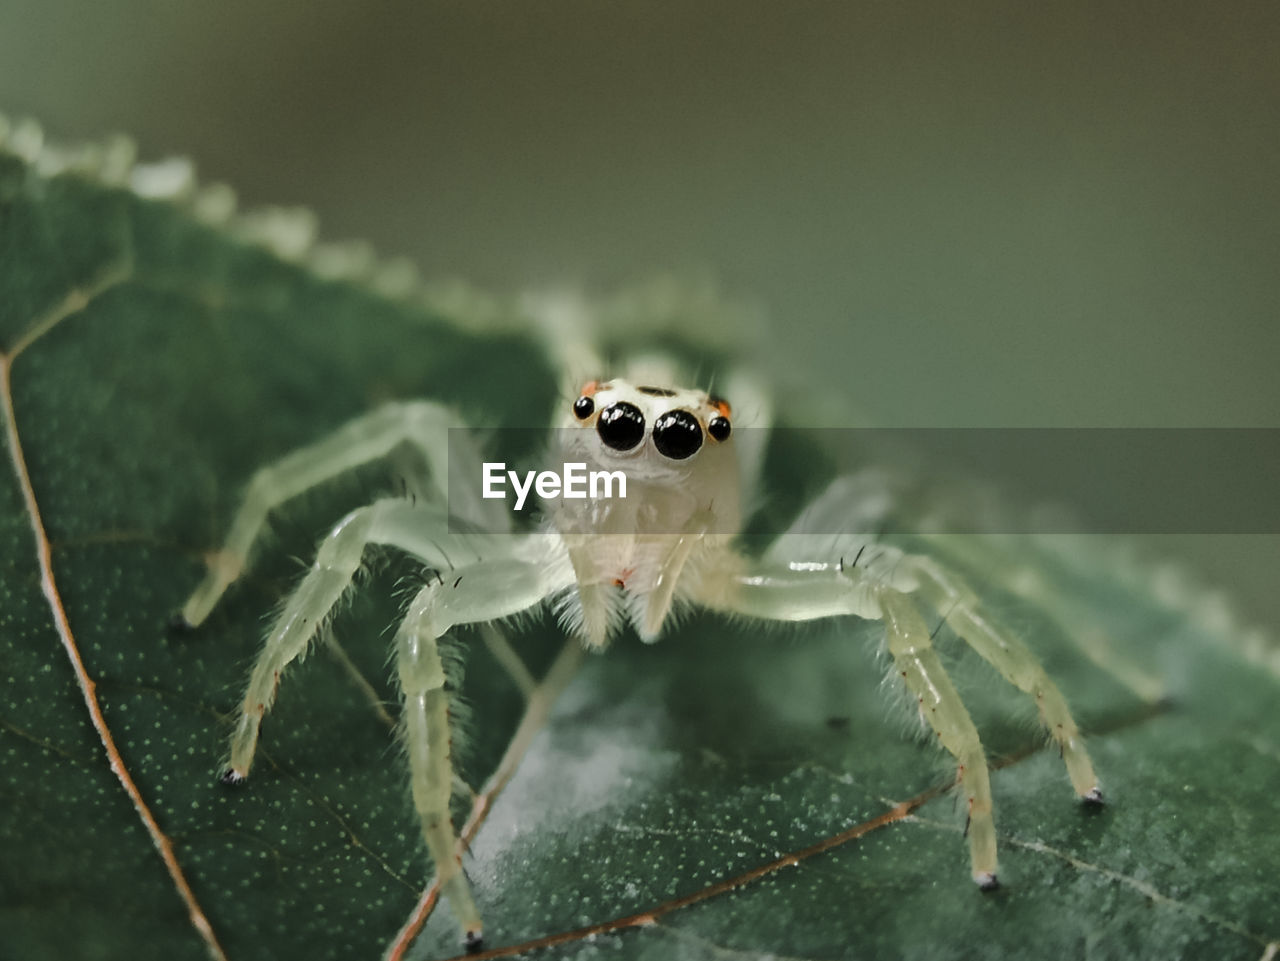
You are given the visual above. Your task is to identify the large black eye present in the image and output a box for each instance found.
[573,395,595,419]
[708,416,731,441]
[596,401,646,451]
[652,410,703,459]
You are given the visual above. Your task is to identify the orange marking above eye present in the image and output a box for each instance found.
[581,380,600,397]
[713,399,732,418]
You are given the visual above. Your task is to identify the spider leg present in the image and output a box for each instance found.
[221,497,503,780]
[774,472,1163,703]
[394,557,561,949]
[691,556,1001,885]
[918,532,1165,703]
[878,586,999,886]
[904,555,1102,801]
[180,400,498,627]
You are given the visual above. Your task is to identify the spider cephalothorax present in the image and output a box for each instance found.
[551,378,742,645]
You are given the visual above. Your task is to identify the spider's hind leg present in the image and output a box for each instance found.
[878,586,1000,887]
[919,533,1165,704]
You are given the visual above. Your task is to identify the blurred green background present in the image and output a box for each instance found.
[2,1,1277,625]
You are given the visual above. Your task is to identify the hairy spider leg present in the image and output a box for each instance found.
[760,476,1104,799]
[917,532,1166,703]
[691,553,1001,882]
[222,497,498,779]
[795,471,1164,703]
[878,586,999,885]
[394,557,563,949]
[691,543,1100,886]
[181,400,499,627]
[904,556,1102,801]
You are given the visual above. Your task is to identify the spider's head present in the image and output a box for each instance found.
[552,377,741,536]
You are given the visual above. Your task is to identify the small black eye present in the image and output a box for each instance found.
[708,416,731,442]
[596,401,645,450]
[653,410,703,459]
[573,396,595,419]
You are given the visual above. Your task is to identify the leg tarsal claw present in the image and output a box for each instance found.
[167,611,195,633]
[463,930,484,954]
[974,872,1000,891]
[218,768,246,787]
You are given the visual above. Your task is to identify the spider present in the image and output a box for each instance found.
[177,346,1102,952]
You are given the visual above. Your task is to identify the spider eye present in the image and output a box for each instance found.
[573,396,595,419]
[652,410,703,460]
[707,416,731,442]
[596,402,645,451]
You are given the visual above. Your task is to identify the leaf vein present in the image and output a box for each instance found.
[1,269,229,961]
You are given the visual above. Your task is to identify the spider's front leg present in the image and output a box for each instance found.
[695,556,1000,884]
[695,547,1101,888]
[393,554,564,950]
[223,498,434,778]
[220,497,505,780]
[217,491,564,947]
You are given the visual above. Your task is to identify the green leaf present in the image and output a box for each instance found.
[1,126,1277,961]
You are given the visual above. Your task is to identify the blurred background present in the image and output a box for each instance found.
[2,1,1277,625]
